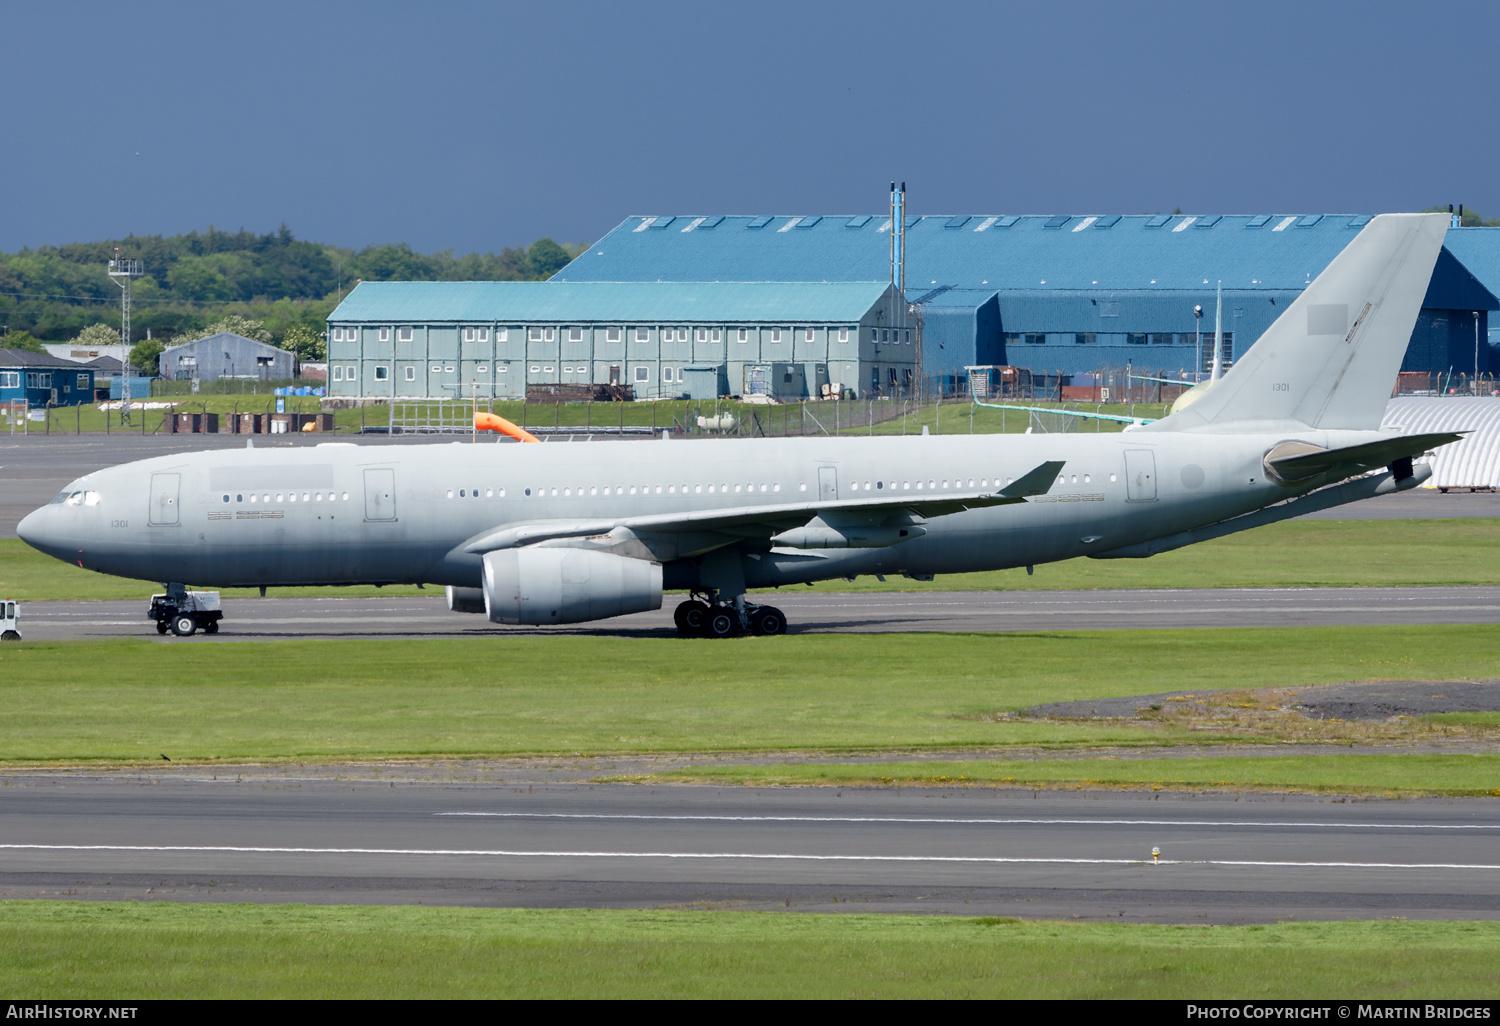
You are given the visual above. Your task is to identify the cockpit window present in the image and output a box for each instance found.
[50,491,70,505]
[84,491,101,506]
[52,490,100,507]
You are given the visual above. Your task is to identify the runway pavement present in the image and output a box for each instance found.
[1,773,1496,922]
[4,433,1498,537]
[16,585,1500,640]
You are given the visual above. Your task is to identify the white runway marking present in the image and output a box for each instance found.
[3,844,1498,871]
[437,812,1500,830]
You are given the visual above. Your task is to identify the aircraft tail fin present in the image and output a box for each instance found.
[1151,213,1448,432]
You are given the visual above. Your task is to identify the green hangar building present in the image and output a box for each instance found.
[325,280,913,401]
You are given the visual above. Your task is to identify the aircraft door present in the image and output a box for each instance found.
[363,468,398,521]
[148,473,180,526]
[818,466,838,501]
[1124,450,1157,502]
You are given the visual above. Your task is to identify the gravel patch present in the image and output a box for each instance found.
[1029,680,1500,721]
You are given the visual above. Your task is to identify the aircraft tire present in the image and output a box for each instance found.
[750,606,787,636]
[674,600,708,635]
[155,621,168,635]
[704,608,738,639]
[170,614,197,637]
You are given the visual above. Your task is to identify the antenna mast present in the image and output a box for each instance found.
[108,249,143,423]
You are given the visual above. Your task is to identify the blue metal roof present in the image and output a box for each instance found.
[559,213,1384,292]
[329,280,893,323]
[1439,227,1500,306]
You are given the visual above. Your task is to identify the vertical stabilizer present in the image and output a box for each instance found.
[1153,213,1447,432]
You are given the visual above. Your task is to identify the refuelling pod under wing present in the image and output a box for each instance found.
[446,586,487,614]
[482,548,663,625]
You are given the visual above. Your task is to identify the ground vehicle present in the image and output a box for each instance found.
[147,590,223,637]
[1,600,19,641]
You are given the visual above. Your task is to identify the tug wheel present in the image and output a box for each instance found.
[170,614,197,637]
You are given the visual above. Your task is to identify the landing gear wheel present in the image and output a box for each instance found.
[674,600,709,635]
[750,606,787,636]
[155,621,168,635]
[704,608,738,639]
[170,614,197,637]
[203,620,219,634]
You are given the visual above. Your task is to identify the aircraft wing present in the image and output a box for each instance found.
[462,460,1065,554]
[1265,432,1462,483]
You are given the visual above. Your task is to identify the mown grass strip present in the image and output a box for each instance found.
[5,516,1500,601]
[647,753,1500,797]
[0,627,1497,763]
[3,902,1499,998]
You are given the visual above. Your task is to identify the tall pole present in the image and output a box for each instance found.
[1210,281,1224,381]
[107,250,142,424]
[1193,304,1203,383]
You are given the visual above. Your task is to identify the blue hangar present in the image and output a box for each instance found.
[556,213,1500,389]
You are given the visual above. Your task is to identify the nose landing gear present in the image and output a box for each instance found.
[674,592,787,638]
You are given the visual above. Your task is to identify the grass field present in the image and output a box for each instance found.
[3,902,1498,998]
[645,752,1500,797]
[1,627,1497,765]
[5,517,1499,601]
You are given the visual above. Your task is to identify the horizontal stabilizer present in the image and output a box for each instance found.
[1265,432,1462,483]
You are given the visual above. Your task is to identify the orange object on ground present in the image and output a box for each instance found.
[475,411,540,443]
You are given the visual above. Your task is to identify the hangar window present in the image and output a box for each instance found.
[1177,333,1197,345]
[0,371,17,388]
[379,327,390,342]
[545,327,555,342]
[771,328,782,344]
[1024,333,1045,345]
[530,365,540,373]
[607,327,621,342]
[477,365,488,374]
[1126,333,1148,346]
[374,366,389,381]
[1151,333,1172,345]
[497,327,508,342]
[804,327,814,343]
[569,327,582,342]
[712,328,722,342]
[529,327,543,342]
[476,327,489,342]
[431,364,442,373]
[838,327,849,343]
[332,366,342,382]
[695,328,706,342]
[346,365,356,380]
[1074,333,1096,345]
[737,328,748,343]
[445,365,455,373]
[636,327,649,342]
[463,328,475,342]
[870,328,877,342]
[634,366,649,383]
[543,365,553,374]
[497,364,508,373]
[405,366,416,381]
[398,327,413,342]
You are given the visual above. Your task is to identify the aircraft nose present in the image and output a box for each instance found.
[16,506,68,559]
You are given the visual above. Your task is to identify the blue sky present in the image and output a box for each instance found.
[6,0,1497,254]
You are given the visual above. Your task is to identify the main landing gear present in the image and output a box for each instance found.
[674,593,787,638]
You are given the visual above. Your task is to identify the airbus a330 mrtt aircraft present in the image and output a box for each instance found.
[18,213,1462,638]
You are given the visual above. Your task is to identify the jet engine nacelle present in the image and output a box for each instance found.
[481,548,663,625]
[446,586,488,614]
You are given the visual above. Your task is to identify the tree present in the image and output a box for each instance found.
[526,238,573,280]
[129,337,163,372]
[70,323,120,348]
[1,330,44,353]
[174,315,273,345]
[280,323,326,361]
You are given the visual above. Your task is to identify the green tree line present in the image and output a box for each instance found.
[0,225,585,354]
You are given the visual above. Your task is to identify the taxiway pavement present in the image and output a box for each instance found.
[2,774,1496,922]
[17,585,1500,640]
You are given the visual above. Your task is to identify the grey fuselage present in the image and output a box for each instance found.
[18,427,1373,593]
